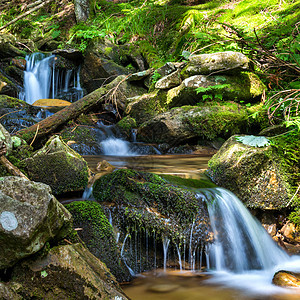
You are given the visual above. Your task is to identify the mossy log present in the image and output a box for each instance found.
[15,76,127,146]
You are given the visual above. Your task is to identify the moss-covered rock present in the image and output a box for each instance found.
[125,90,168,125]
[166,72,266,108]
[116,116,137,138]
[181,51,249,77]
[206,135,292,210]
[93,169,211,243]
[0,176,72,269]
[137,102,248,145]
[0,34,26,59]
[65,201,131,282]
[23,135,89,195]
[10,243,129,299]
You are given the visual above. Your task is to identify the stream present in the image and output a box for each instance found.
[21,52,300,300]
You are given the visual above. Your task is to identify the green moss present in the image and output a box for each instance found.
[183,102,248,140]
[116,116,136,137]
[93,169,210,243]
[65,201,130,282]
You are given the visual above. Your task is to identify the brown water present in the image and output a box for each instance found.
[83,154,211,179]
[122,270,300,300]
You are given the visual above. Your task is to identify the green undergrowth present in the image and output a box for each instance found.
[270,131,300,226]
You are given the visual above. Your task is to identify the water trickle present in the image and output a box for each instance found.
[176,244,183,271]
[20,52,84,105]
[163,236,170,272]
[202,188,289,272]
[131,129,138,143]
[82,186,93,200]
[121,233,135,276]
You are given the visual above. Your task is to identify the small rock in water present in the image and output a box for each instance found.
[148,284,180,293]
[272,270,300,288]
[96,160,115,172]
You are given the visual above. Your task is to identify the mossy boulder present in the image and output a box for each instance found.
[181,51,249,77]
[23,135,89,195]
[10,243,129,299]
[125,90,168,125]
[137,102,248,145]
[155,69,182,89]
[65,201,131,282]
[93,169,211,244]
[206,135,292,210]
[166,72,266,108]
[0,176,72,269]
[0,282,22,300]
[116,116,137,138]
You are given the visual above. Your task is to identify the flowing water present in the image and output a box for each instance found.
[122,188,300,299]
[19,52,84,104]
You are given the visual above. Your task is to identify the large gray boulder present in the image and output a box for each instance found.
[24,135,89,195]
[0,177,72,269]
[181,51,249,77]
[138,103,248,145]
[10,243,129,299]
[166,72,266,107]
[206,135,292,209]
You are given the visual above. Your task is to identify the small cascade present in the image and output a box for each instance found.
[202,188,289,272]
[121,233,135,276]
[131,129,138,142]
[176,244,183,271]
[163,236,170,272]
[20,52,84,105]
[82,186,93,200]
[100,137,137,156]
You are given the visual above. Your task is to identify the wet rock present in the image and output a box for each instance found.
[11,243,129,299]
[181,51,249,77]
[0,176,72,269]
[156,62,177,77]
[167,72,266,108]
[96,160,115,172]
[206,135,292,210]
[155,69,182,89]
[138,103,248,145]
[0,95,42,133]
[23,135,89,195]
[11,58,26,70]
[273,270,300,288]
[65,201,131,282]
[281,222,300,244]
[53,48,83,61]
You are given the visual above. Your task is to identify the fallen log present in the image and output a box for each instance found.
[16,75,130,146]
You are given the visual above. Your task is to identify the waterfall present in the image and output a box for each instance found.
[202,188,289,272]
[20,52,84,105]
[100,137,137,156]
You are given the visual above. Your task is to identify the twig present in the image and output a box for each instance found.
[0,110,22,120]
[16,41,33,52]
[30,124,39,147]
[286,184,300,207]
[0,0,53,31]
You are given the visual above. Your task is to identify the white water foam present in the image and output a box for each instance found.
[100,137,137,156]
[201,187,300,296]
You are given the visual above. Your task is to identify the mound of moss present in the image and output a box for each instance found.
[93,169,211,243]
[65,201,131,282]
